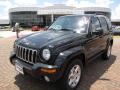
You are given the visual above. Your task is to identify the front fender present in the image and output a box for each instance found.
[54,46,85,76]
[9,51,16,65]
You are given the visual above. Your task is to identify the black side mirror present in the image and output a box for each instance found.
[93,28,103,35]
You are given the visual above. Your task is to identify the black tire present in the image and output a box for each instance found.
[60,59,83,90]
[102,44,112,60]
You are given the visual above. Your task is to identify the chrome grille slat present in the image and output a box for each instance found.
[23,48,25,60]
[28,50,30,62]
[32,51,34,63]
[20,47,22,58]
[16,45,37,64]
[33,51,37,63]
[26,49,28,61]
[25,48,27,61]
[18,46,20,57]
[21,47,24,59]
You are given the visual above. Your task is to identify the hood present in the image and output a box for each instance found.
[17,30,84,49]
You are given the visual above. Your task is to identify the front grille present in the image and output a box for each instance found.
[15,45,38,64]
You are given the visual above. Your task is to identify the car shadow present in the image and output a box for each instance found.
[14,55,116,90]
[77,55,116,90]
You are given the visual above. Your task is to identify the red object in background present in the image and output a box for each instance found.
[32,26,48,31]
[32,26,40,31]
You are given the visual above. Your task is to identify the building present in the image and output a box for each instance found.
[111,19,120,26]
[77,7,111,18]
[9,4,111,27]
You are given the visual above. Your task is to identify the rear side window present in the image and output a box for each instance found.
[99,17,109,33]
[91,17,101,32]
[105,17,112,30]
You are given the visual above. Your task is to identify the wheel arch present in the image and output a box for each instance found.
[106,38,113,47]
[54,46,86,80]
[110,39,113,46]
[61,53,86,76]
[68,53,86,67]
[59,53,85,81]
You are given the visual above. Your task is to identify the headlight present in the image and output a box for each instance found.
[42,49,51,61]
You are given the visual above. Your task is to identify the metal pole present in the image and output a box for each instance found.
[51,14,54,23]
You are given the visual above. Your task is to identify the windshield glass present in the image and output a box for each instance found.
[48,16,89,34]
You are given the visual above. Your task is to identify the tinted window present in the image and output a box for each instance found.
[105,17,112,30]
[91,17,101,32]
[49,16,89,34]
[99,17,108,32]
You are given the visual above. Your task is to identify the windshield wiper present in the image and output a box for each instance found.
[61,28,72,31]
[61,28,76,33]
[48,28,75,33]
[48,28,57,31]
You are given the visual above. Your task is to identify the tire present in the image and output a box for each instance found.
[102,44,112,60]
[61,59,83,90]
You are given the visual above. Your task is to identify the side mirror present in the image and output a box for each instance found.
[93,28,103,35]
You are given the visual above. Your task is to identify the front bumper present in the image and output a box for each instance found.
[10,52,61,82]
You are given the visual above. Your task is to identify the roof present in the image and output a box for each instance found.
[42,4,76,9]
[60,14,94,17]
[77,7,111,12]
[9,4,111,14]
[58,14,110,20]
[9,7,42,12]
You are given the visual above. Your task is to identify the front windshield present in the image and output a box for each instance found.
[48,16,89,34]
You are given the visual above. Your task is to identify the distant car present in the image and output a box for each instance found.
[32,26,40,31]
[113,29,120,36]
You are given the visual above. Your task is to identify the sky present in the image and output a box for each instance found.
[0,0,120,20]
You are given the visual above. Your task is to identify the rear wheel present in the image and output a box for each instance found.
[61,59,83,90]
[102,44,112,60]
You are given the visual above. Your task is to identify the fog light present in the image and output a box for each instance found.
[44,76,50,82]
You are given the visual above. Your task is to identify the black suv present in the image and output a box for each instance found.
[10,14,113,90]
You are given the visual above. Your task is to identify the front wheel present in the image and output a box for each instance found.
[61,59,83,90]
[102,44,112,60]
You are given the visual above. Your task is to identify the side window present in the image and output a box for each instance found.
[105,17,112,30]
[99,17,108,33]
[91,17,101,32]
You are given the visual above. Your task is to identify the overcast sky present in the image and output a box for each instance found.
[0,0,120,20]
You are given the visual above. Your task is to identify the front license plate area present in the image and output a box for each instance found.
[15,62,24,74]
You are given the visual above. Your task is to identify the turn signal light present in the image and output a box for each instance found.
[41,68,57,74]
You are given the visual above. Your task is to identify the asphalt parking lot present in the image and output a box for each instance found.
[0,37,120,90]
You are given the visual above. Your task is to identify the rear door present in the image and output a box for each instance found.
[86,16,103,60]
[98,17,109,50]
